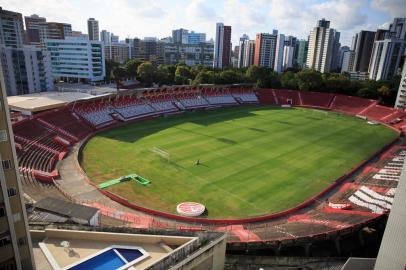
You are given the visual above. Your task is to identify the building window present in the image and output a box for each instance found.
[0,207,4,217]
[0,130,7,142]
[2,160,12,170]
[0,236,11,247]
[7,188,16,197]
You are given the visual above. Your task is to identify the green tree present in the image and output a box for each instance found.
[357,87,378,99]
[112,67,127,92]
[280,71,298,89]
[245,66,271,87]
[192,70,216,85]
[125,59,142,79]
[218,69,243,84]
[156,65,175,85]
[296,69,323,91]
[175,65,192,85]
[378,85,391,97]
[105,60,119,81]
[137,62,156,86]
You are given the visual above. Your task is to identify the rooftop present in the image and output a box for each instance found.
[7,91,94,113]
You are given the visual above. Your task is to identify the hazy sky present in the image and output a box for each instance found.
[3,0,406,47]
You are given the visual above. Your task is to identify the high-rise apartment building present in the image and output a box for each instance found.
[87,18,99,41]
[0,63,35,269]
[24,14,72,48]
[296,39,308,68]
[172,28,188,44]
[394,56,406,109]
[45,37,105,82]
[282,45,294,70]
[237,34,249,68]
[254,33,277,69]
[352,30,376,72]
[274,34,285,73]
[100,30,111,44]
[0,7,25,48]
[24,14,46,47]
[104,43,131,64]
[306,18,340,73]
[242,40,255,68]
[341,50,355,73]
[110,33,119,43]
[164,42,214,66]
[213,22,231,68]
[0,45,54,95]
[369,18,406,81]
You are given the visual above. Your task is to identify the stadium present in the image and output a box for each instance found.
[13,86,406,256]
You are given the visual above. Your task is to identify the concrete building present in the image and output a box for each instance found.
[110,33,119,43]
[306,18,340,73]
[296,39,308,68]
[130,38,164,64]
[104,43,131,64]
[0,63,35,269]
[237,34,249,68]
[274,34,285,73]
[172,28,188,44]
[87,18,99,41]
[341,50,355,73]
[0,7,25,48]
[163,42,214,66]
[0,45,54,96]
[188,31,206,44]
[394,57,406,109]
[100,30,111,44]
[242,40,255,68]
[213,22,231,68]
[254,33,277,69]
[45,37,105,82]
[24,14,46,47]
[338,46,350,71]
[71,31,88,39]
[369,18,406,81]
[283,45,295,70]
[352,30,375,72]
[31,21,73,48]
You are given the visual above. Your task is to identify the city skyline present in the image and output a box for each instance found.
[3,0,405,46]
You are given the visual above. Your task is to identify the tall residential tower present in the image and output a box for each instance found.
[213,22,231,68]
[306,18,340,73]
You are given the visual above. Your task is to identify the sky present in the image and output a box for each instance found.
[3,0,406,47]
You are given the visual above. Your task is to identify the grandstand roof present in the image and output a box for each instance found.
[34,197,99,222]
[7,91,95,113]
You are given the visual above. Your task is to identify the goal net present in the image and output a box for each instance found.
[151,147,170,161]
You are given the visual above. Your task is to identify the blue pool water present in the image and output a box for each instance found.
[68,249,125,270]
[116,248,143,262]
[67,248,144,270]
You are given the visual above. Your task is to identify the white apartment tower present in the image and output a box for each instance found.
[237,34,249,68]
[87,18,99,41]
[274,34,285,73]
[369,18,406,81]
[306,18,340,73]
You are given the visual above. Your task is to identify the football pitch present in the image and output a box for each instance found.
[81,106,398,218]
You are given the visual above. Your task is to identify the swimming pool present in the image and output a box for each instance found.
[65,246,148,270]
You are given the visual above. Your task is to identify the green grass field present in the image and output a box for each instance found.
[81,106,398,218]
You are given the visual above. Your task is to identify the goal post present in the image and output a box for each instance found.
[151,147,170,161]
